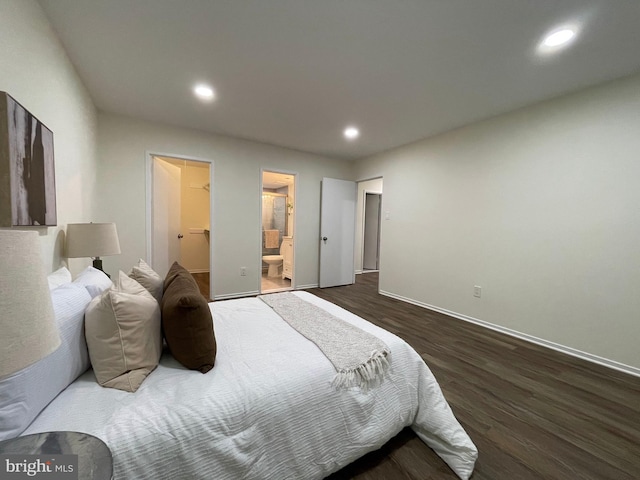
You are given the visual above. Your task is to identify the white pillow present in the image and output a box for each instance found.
[129,258,163,303]
[85,272,162,393]
[47,266,72,290]
[73,266,113,298]
[0,283,92,441]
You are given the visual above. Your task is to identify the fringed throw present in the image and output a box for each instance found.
[259,292,390,390]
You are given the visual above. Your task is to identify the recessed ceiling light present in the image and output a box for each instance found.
[194,84,215,101]
[543,28,576,47]
[344,126,360,140]
[538,26,578,54]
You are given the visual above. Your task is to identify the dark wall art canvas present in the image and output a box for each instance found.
[0,92,56,227]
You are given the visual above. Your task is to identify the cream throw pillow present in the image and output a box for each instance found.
[85,271,162,392]
[129,258,163,303]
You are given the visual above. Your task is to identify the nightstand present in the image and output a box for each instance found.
[0,431,112,479]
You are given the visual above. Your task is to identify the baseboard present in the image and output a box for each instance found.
[296,283,319,290]
[214,290,259,301]
[379,289,640,378]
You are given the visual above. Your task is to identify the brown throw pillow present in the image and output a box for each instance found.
[161,262,216,373]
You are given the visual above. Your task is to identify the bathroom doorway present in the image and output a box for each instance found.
[148,154,213,299]
[260,170,296,293]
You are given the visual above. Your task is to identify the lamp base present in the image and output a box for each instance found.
[92,258,110,278]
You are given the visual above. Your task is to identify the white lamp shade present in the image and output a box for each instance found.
[66,223,121,258]
[0,230,61,377]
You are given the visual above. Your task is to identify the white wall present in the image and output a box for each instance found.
[0,0,98,273]
[355,73,640,371]
[354,178,383,273]
[97,112,353,298]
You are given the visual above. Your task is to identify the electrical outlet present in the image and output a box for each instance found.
[473,285,482,298]
[240,267,247,276]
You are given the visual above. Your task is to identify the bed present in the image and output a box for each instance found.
[4,265,477,479]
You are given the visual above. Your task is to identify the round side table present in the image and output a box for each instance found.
[0,431,112,479]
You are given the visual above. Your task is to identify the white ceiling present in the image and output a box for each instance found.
[38,0,640,160]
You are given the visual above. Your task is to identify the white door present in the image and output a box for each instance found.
[152,158,182,277]
[319,177,357,288]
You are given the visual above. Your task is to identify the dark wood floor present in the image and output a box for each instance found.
[191,272,211,301]
[308,273,640,480]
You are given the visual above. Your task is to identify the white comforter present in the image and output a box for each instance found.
[24,291,477,479]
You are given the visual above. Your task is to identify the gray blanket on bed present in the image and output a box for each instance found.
[258,292,390,390]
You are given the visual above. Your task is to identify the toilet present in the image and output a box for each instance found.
[262,241,284,277]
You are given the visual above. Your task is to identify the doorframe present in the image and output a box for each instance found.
[259,167,298,293]
[355,177,383,275]
[145,151,215,299]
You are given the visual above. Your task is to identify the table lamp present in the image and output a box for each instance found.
[0,230,61,378]
[65,223,121,275]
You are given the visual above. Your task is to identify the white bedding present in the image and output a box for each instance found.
[24,291,477,479]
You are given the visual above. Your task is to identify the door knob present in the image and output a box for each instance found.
[322,236,328,243]
[178,234,184,239]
